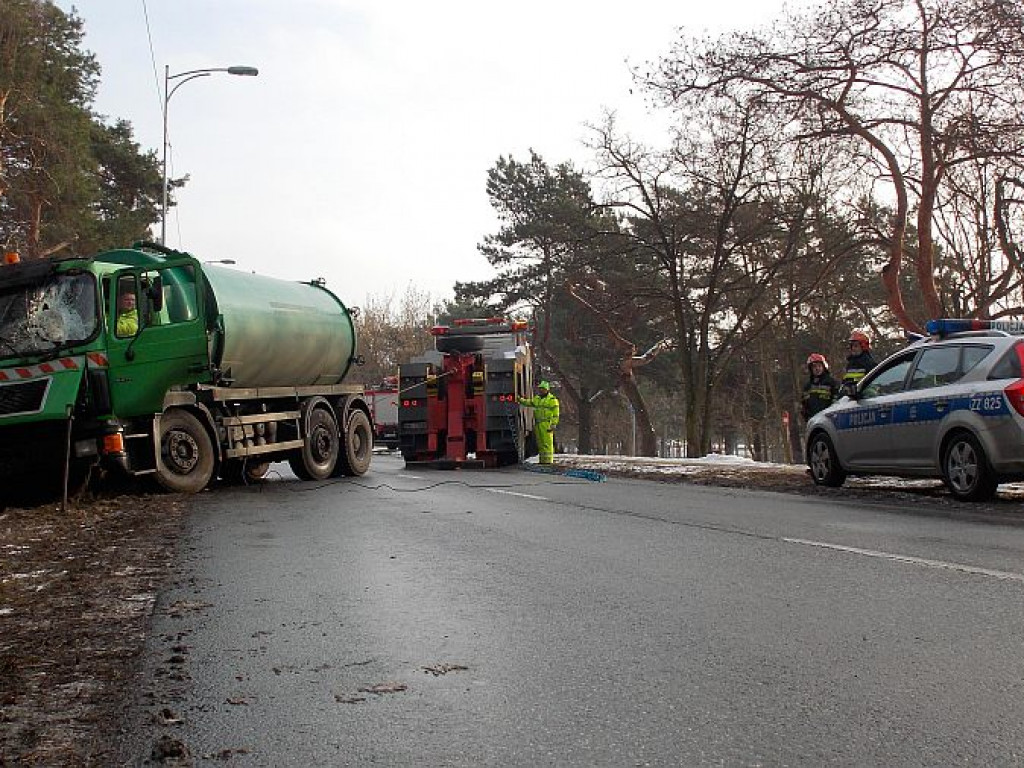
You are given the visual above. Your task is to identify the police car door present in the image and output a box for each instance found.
[890,345,963,469]
[835,353,915,470]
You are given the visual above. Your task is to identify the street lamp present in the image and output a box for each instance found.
[161,64,259,244]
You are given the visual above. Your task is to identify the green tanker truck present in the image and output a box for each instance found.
[0,242,372,503]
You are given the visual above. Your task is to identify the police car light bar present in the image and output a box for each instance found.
[926,318,1024,336]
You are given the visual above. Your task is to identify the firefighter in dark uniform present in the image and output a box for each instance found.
[842,330,878,395]
[801,353,839,419]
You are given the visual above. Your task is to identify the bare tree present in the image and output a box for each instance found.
[645,0,1024,332]
[934,158,1024,317]
[354,285,437,386]
[588,102,850,456]
[996,176,1024,274]
[564,276,671,456]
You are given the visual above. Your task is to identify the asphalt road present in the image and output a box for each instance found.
[119,453,1024,766]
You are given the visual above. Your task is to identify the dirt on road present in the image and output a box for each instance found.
[0,491,184,766]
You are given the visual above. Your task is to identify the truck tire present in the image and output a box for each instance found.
[435,335,485,354]
[220,459,271,484]
[288,405,339,480]
[333,409,373,477]
[155,410,215,493]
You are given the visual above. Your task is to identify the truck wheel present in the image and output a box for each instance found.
[220,459,271,484]
[435,335,485,353]
[333,409,372,477]
[942,431,998,501]
[155,410,215,493]
[288,406,339,480]
[807,431,846,488]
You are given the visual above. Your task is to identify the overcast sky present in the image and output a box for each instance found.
[57,1,786,308]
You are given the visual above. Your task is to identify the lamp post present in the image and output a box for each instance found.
[161,64,259,244]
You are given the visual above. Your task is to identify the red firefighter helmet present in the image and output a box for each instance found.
[806,353,828,371]
[848,330,871,349]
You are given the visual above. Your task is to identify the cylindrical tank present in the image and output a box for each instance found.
[203,266,356,388]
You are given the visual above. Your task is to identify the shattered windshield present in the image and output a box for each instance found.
[0,273,98,360]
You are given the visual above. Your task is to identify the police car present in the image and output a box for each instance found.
[806,319,1024,501]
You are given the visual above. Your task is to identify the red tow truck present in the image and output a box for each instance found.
[397,317,537,468]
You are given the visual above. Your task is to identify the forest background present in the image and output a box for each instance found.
[4,0,1024,463]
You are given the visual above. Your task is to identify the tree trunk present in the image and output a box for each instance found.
[684,387,701,458]
[914,27,945,322]
[619,376,657,457]
[578,388,594,454]
[832,101,924,335]
[28,195,43,259]
[788,418,803,465]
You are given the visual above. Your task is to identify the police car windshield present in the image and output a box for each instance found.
[0,273,98,359]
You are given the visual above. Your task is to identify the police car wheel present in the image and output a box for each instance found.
[942,431,998,502]
[808,432,846,488]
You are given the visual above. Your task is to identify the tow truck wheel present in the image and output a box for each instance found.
[155,410,215,493]
[333,409,372,477]
[807,432,846,488]
[289,405,339,480]
[942,431,998,501]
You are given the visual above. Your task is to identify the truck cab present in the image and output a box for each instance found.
[0,249,207,496]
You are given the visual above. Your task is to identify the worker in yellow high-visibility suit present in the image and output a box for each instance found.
[519,380,559,465]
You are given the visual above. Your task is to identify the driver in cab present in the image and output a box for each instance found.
[116,288,138,337]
